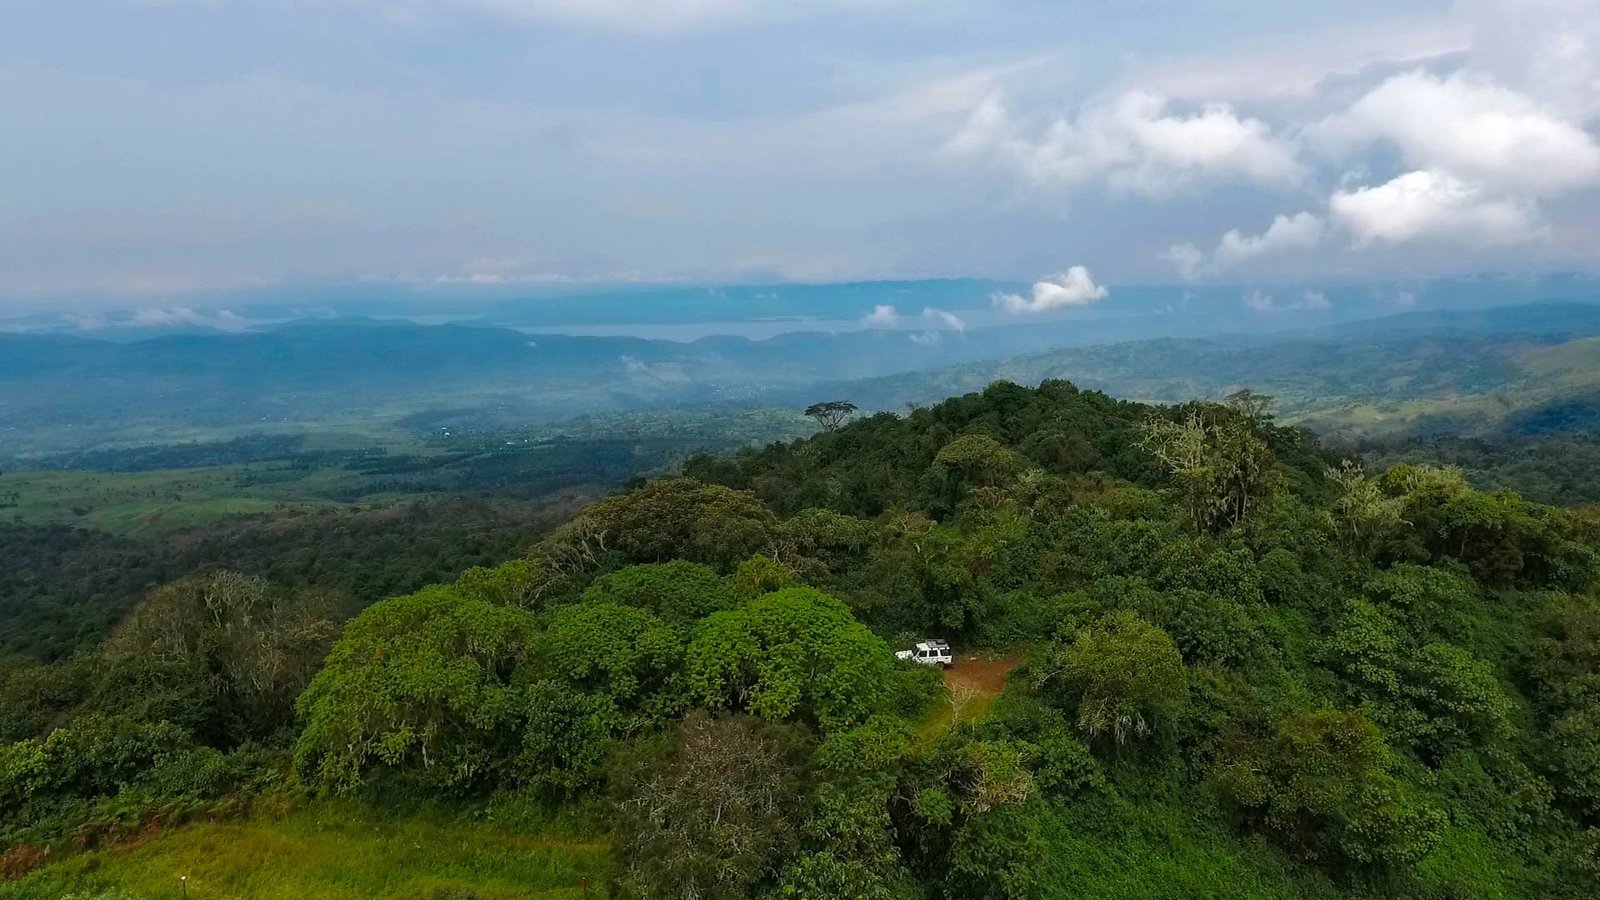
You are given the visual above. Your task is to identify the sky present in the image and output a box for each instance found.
[3,0,1600,312]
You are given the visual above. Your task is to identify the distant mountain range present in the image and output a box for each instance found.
[801,302,1600,440]
[5,296,1600,455]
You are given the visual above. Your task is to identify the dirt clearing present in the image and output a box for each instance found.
[945,654,1021,698]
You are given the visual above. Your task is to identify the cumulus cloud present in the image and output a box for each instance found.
[952,90,1303,196]
[993,266,1108,313]
[1329,169,1540,245]
[1163,212,1324,278]
[1215,212,1326,269]
[862,304,899,327]
[1243,290,1277,313]
[1314,69,1600,196]
[1170,212,1326,278]
[922,307,966,332]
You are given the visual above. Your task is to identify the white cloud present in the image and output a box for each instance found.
[1244,290,1277,313]
[1243,289,1330,314]
[953,90,1304,196]
[1160,243,1204,281]
[993,265,1108,313]
[1313,69,1600,196]
[862,303,899,327]
[922,307,965,332]
[1165,212,1324,278]
[128,307,252,331]
[1465,0,1600,120]
[1329,169,1540,245]
[1214,212,1326,270]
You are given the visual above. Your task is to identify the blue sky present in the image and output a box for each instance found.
[3,1,1599,311]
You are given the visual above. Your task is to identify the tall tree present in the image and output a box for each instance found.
[805,400,859,432]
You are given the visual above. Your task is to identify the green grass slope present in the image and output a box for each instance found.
[2,801,610,900]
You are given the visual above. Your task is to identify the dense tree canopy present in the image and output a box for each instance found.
[7,379,1600,898]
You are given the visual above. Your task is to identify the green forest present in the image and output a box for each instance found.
[4,380,1600,898]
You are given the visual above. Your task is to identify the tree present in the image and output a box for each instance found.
[543,478,777,573]
[454,557,564,609]
[535,601,685,729]
[612,713,808,900]
[293,586,538,792]
[1224,388,1275,428]
[805,400,859,432]
[1139,406,1276,533]
[932,433,1028,488]
[580,561,734,622]
[1217,709,1443,873]
[731,554,797,601]
[687,587,894,730]
[100,571,341,743]
[1033,611,1187,748]
[1551,705,1600,819]
[1329,459,1408,556]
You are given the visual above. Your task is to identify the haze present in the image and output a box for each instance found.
[5,0,1600,314]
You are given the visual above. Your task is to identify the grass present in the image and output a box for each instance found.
[918,654,1021,740]
[1519,335,1600,378]
[0,467,357,536]
[2,800,612,900]
[1027,792,1340,900]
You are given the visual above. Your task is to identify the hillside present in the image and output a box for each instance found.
[785,303,1600,505]
[5,380,1599,898]
[11,298,1598,457]
[795,302,1600,434]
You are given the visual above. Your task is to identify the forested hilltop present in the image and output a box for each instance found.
[5,380,1600,898]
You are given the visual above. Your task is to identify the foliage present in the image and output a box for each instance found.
[686,587,894,730]
[611,713,809,900]
[1217,710,1444,874]
[579,560,735,622]
[1034,611,1187,748]
[545,477,777,573]
[293,587,539,792]
[534,601,685,730]
[804,400,859,432]
[100,571,341,744]
[1140,405,1277,533]
[9,377,1600,898]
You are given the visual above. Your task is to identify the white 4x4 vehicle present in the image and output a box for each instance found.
[897,639,953,668]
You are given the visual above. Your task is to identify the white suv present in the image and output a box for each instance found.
[897,639,953,668]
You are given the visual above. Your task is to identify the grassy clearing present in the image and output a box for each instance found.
[2,801,612,900]
[919,654,1021,739]
[0,467,355,536]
